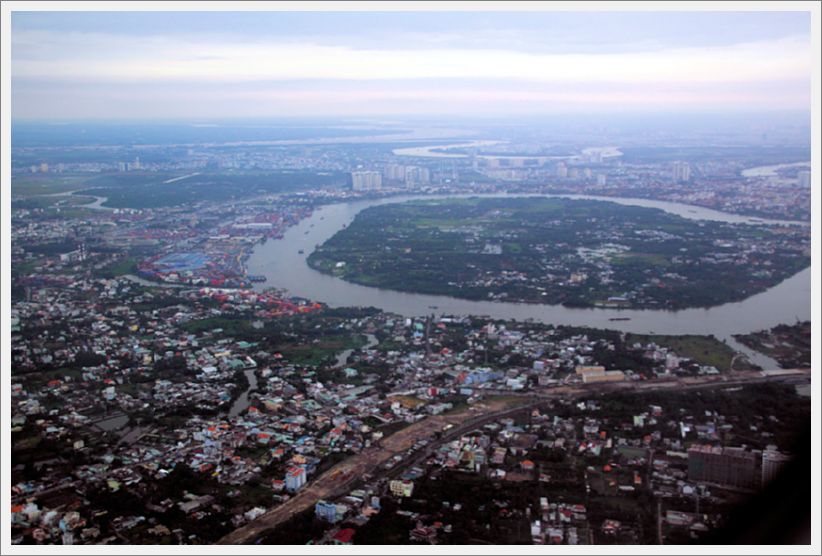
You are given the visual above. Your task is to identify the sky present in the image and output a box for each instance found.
[10,10,813,120]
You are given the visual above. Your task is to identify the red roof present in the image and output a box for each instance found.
[333,528,356,544]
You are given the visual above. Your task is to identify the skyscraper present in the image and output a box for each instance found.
[351,171,382,191]
[404,166,430,186]
[383,164,406,181]
[672,161,691,182]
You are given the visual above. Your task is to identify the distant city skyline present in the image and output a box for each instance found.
[11,9,813,119]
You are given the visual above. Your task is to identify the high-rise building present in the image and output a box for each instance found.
[797,170,811,189]
[405,166,430,186]
[40,163,49,173]
[315,500,346,523]
[383,164,406,182]
[285,466,307,492]
[351,171,382,191]
[596,174,608,186]
[687,444,760,489]
[132,157,141,170]
[672,161,691,182]
[761,447,791,486]
[556,162,568,178]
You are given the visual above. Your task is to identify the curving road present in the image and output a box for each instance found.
[217,368,808,544]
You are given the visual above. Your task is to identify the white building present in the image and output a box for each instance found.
[383,164,406,181]
[352,171,382,191]
[797,170,811,189]
[405,166,430,186]
[389,479,414,497]
[672,161,691,182]
[285,466,307,492]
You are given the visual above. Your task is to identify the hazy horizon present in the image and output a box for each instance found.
[11,11,812,119]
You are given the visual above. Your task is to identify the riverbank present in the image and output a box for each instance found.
[246,193,811,358]
[733,321,811,369]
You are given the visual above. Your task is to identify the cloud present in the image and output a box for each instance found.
[10,27,811,118]
[12,30,811,85]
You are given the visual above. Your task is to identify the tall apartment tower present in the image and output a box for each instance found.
[351,171,382,191]
[672,161,691,182]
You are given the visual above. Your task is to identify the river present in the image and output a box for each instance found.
[81,195,112,210]
[393,141,623,162]
[333,334,380,369]
[393,140,504,158]
[246,193,810,370]
[227,368,260,419]
[227,335,379,417]
[741,161,810,178]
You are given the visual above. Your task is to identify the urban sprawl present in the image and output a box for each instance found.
[11,128,811,545]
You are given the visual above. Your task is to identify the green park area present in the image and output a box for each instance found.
[624,333,742,373]
[308,197,809,310]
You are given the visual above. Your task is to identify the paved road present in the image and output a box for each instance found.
[217,397,531,544]
[218,368,809,544]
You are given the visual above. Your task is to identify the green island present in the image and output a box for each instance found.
[307,197,810,310]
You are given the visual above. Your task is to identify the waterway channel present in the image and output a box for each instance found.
[333,334,380,369]
[227,368,259,419]
[246,193,810,370]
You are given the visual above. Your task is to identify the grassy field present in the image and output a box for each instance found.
[11,174,92,196]
[279,334,366,366]
[181,316,257,336]
[13,260,40,276]
[12,194,97,209]
[625,333,737,372]
[95,256,140,278]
